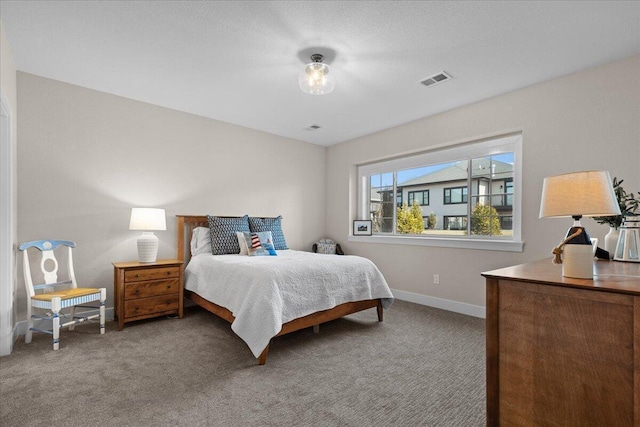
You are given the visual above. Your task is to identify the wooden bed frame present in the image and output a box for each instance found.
[176,215,383,365]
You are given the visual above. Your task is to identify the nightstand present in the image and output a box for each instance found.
[113,259,184,330]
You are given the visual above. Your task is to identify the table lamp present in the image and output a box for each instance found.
[129,208,166,263]
[539,170,620,279]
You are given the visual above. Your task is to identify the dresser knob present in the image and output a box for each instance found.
[167,272,171,275]
[134,289,139,294]
[136,274,141,278]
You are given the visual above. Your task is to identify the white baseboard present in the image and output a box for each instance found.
[391,288,486,319]
[14,307,115,337]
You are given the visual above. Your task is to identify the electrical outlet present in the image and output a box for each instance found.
[433,274,440,285]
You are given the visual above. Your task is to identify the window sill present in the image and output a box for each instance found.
[348,234,524,252]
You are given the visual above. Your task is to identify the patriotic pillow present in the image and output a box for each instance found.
[242,231,277,256]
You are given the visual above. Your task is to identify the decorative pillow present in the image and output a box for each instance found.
[190,227,212,256]
[237,231,249,255]
[207,215,250,255]
[242,231,277,256]
[316,238,337,255]
[248,215,288,250]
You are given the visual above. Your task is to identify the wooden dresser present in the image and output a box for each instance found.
[113,259,184,330]
[482,259,639,426]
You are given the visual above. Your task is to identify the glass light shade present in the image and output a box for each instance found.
[129,208,167,231]
[539,170,621,219]
[299,62,335,95]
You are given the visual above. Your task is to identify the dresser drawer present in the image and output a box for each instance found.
[124,266,180,282]
[124,278,180,300]
[124,295,179,318]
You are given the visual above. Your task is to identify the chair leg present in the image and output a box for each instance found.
[25,303,33,344]
[99,288,106,334]
[52,297,61,351]
[69,306,76,331]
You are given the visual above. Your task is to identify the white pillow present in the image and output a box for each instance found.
[190,227,212,256]
[237,231,249,255]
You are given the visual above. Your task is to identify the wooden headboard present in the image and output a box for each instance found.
[176,215,208,264]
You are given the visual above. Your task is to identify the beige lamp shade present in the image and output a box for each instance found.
[129,208,167,231]
[539,170,621,218]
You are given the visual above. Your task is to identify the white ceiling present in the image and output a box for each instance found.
[2,1,639,147]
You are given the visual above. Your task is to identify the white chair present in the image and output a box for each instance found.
[19,240,106,350]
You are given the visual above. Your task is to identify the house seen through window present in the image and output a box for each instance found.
[358,133,522,247]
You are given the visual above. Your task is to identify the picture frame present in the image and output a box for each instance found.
[353,220,372,236]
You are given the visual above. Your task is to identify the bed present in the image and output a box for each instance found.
[176,215,394,365]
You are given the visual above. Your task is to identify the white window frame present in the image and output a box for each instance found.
[351,133,524,252]
[0,89,14,355]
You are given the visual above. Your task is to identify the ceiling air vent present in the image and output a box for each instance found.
[420,71,452,88]
[305,124,321,131]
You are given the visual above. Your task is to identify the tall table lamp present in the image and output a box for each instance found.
[129,208,166,263]
[539,170,620,279]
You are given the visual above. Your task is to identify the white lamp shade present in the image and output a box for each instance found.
[539,170,621,218]
[129,208,166,231]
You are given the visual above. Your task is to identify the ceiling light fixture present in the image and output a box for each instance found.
[299,54,335,95]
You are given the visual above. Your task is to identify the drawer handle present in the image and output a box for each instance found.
[136,274,141,278]
[134,289,140,294]
[167,285,171,289]
[134,306,139,311]
[166,272,171,275]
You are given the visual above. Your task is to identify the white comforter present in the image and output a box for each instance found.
[185,250,394,357]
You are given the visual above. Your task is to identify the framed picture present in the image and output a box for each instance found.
[353,220,372,236]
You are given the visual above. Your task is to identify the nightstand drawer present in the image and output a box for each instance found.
[124,279,180,299]
[124,295,179,318]
[124,267,180,282]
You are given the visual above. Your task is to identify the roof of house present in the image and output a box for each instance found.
[399,158,514,187]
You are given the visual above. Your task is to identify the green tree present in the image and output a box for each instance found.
[471,204,502,235]
[426,212,437,230]
[397,200,425,234]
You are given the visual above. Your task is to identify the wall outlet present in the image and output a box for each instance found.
[433,274,440,285]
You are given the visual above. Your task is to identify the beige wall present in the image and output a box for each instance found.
[326,55,640,310]
[17,73,327,316]
[1,21,18,354]
[13,54,640,328]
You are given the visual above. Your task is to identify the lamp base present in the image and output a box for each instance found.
[137,232,159,263]
[562,244,594,279]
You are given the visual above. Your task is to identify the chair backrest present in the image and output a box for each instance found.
[18,240,77,297]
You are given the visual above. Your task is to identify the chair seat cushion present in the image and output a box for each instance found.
[31,288,101,301]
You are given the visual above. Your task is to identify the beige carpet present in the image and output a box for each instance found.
[0,300,486,426]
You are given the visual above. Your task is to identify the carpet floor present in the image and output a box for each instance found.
[0,300,486,426]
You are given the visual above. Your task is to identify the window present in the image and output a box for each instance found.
[408,190,429,206]
[444,187,467,204]
[504,179,513,207]
[444,215,467,230]
[355,133,523,252]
